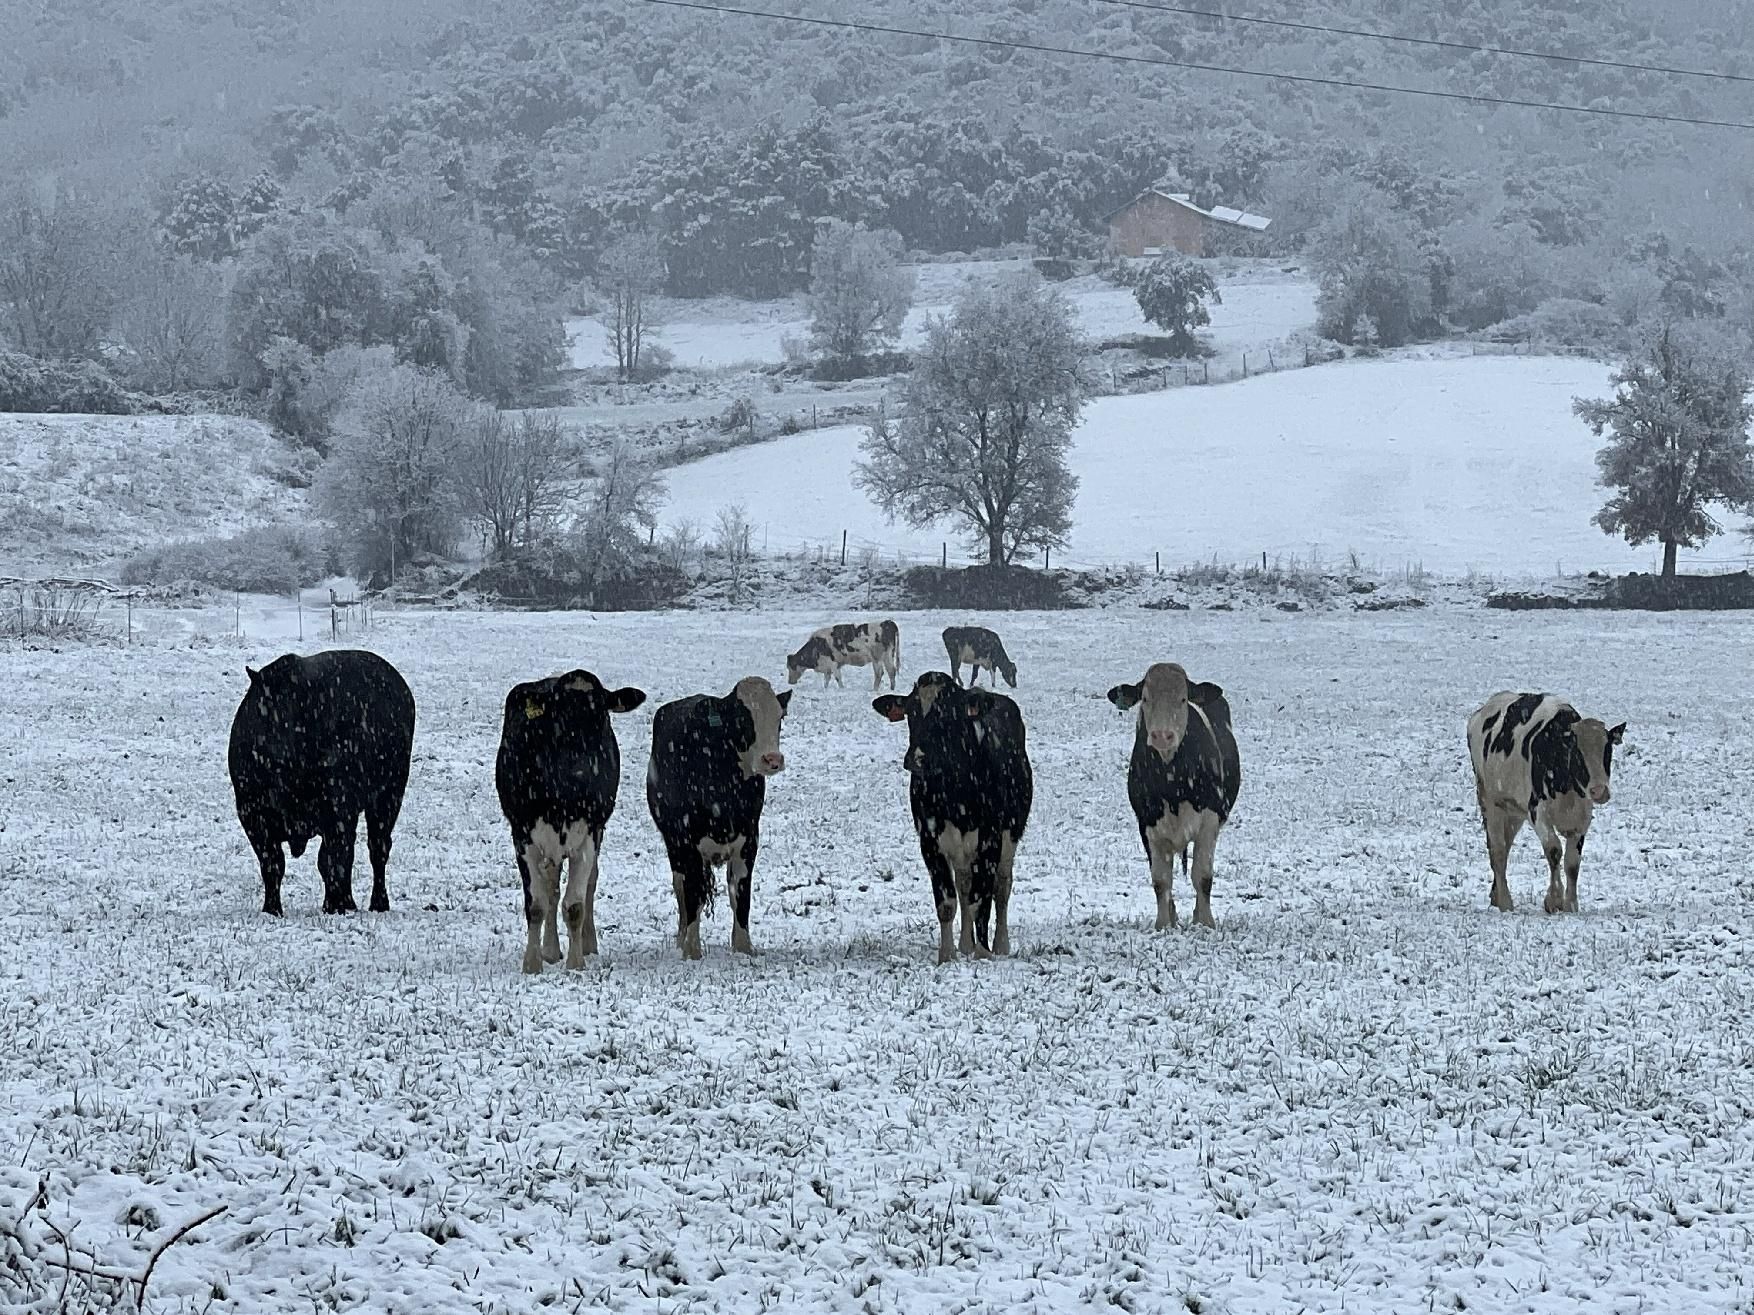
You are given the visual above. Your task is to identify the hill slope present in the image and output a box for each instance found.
[659,355,1740,578]
[0,414,308,575]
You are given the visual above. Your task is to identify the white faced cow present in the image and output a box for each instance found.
[1467,692,1626,914]
[647,676,792,959]
[1107,663,1241,929]
[786,620,901,690]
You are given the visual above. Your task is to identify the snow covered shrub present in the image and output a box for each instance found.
[1487,298,1624,354]
[121,525,339,593]
[0,348,133,414]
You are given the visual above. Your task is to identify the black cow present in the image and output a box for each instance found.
[873,672,1033,963]
[1107,662,1241,930]
[646,676,792,960]
[942,625,1016,687]
[495,670,647,974]
[227,649,416,916]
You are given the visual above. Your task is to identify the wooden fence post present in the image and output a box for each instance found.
[840,529,847,567]
[126,593,133,645]
[1155,551,1160,575]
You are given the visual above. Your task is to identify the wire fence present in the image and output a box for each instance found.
[0,578,377,644]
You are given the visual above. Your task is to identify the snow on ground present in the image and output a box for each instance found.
[3,608,1754,1313]
[0,413,307,575]
[660,355,1751,578]
[567,262,1315,370]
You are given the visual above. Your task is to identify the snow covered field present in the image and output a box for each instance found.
[567,264,1316,371]
[661,356,1751,578]
[4,608,1754,1313]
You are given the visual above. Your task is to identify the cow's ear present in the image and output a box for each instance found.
[776,689,793,714]
[609,686,646,713]
[1553,707,1580,728]
[1107,682,1142,711]
[1608,721,1627,743]
[1190,681,1224,705]
[245,666,261,686]
[872,695,907,722]
[963,689,996,717]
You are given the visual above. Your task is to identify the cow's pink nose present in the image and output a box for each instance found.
[1591,785,1610,804]
[761,752,786,774]
[1149,730,1177,752]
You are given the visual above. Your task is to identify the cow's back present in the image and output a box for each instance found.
[1468,691,1552,804]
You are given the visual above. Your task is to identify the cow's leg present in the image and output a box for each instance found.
[968,836,1001,959]
[252,834,286,917]
[1561,829,1585,914]
[363,790,401,914]
[993,831,1017,957]
[921,839,959,964]
[833,665,844,688]
[671,844,710,961]
[1533,812,1565,914]
[949,657,961,685]
[1189,812,1222,929]
[1145,823,1178,930]
[317,818,359,914]
[560,830,601,969]
[728,835,759,956]
[517,847,548,975]
[1481,796,1519,912]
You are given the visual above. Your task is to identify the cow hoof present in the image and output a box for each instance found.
[936,947,956,966]
[262,902,283,917]
[1153,914,1177,932]
[369,895,389,914]
[731,935,760,957]
[1194,913,1216,930]
[970,944,993,961]
[542,946,564,965]
[520,953,544,976]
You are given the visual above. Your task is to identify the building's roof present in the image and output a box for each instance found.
[1102,187,1272,231]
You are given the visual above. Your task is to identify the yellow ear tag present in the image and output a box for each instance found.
[524,698,544,720]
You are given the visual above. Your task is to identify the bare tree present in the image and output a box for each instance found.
[857,275,1085,568]
[599,233,664,381]
[574,440,667,599]
[805,220,914,373]
[713,502,754,602]
[0,183,121,358]
[459,409,571,560]
[314,362,472,582]
[116,254,227,390]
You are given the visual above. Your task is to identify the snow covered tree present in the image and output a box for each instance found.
[1133,254,1222,357]
[459,409,571,560]
[598,233,664,382]
[314,362,471,581]
[1311,188,1436,348]
[1575,327,1754,578]
[804,220,914,374]
[0,183,121,358]
[856,275,1085,568]
[574,441,666,597]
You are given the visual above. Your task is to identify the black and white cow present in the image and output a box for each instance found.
[941,625,1017,688]
[646,677,792,959]
[786,620,901,689]
[227,649,416,916]
[1107,663,1241,930]
[873,672,1033,963]
[495,670,647,974]
[1467,691,1626,914]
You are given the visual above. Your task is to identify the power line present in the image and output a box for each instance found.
[1089,0,1754,87]
[629,0,1754,131]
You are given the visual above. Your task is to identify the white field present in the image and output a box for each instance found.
[568,264,1316,370]
[0,413,305,574]
[660,355,1752,578]
[4,608,1754,1313]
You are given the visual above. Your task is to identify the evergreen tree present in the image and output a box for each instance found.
[1133,254,1222,357]
[1575,327,1754,578]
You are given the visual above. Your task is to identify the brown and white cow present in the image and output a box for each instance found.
[1467,692,1625,914]
[1107,663,1241,930]
[786,620,901,690]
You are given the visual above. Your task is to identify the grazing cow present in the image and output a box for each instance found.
[646,677,792,959]
[942,625,1017,688]
[873,673,1033,963]
[1107,663,1241,930]
[227,649,416,917]
[786,620,901,689]
[495,670,646,974]
[1467,692,1626,914]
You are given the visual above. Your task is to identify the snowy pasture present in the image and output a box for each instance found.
[3,608,1753,1313]
[659,356,1754,579]
[566,264,1316,371]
